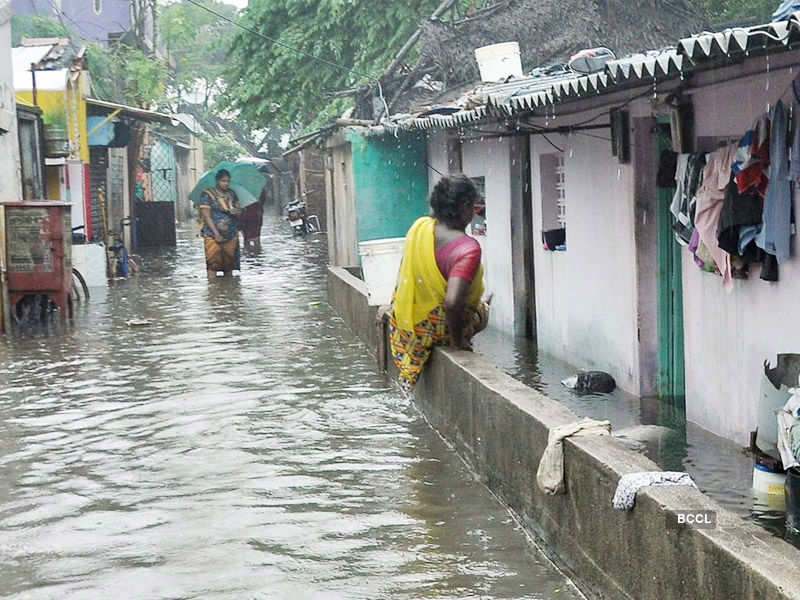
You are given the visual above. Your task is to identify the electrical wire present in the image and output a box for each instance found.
[574,131,612,142]
[540,134,564,153]
[548,87,655,128]
[426,161,445,176]
[182,0,378,83]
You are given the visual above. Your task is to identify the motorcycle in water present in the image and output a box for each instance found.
[287,200,308,236]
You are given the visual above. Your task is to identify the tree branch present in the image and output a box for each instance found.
[383,0,458,79]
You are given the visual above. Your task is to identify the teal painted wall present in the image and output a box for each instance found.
[349,131,429,242]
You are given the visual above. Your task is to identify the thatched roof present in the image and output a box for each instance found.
[364,0,706,118]
[419,0,704,86]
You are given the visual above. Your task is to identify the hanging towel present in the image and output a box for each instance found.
[612,471,697,510]
[536,418,611,495]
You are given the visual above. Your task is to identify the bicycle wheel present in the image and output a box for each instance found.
[72,268,90,303]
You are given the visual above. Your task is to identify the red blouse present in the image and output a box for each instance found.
[435,235,482,281]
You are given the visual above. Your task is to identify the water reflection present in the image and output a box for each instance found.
[0,220,581,599]
[473,327,798,547]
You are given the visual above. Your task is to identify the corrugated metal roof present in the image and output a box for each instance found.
[677,12,800,60]
[389,12,800,132]
[85,98,177,125]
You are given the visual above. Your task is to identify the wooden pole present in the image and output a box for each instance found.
[30,64,38,107]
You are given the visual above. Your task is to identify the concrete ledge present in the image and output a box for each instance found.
[327,267,800,600]
[328,266,378,349]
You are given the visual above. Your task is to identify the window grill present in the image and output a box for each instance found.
[555,155,566,228]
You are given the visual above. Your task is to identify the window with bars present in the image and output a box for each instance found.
[540,151,566,251]
[554,155,566,228]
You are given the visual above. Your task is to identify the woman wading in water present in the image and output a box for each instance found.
[198,169,242,278]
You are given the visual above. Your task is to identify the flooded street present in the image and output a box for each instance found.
[0,218,581,600]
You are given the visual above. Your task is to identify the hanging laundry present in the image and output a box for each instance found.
[718,173,764,256]
[733,113,770,196]
[694,143,737,291]
[757,101,793,265]
[791,101,800,183]
[688,229,717,273]
[671,152,706,245]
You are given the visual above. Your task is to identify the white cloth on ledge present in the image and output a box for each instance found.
[536,418,612,495]
[612,471,697,510]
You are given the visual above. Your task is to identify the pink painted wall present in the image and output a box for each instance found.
[682,52,800,444]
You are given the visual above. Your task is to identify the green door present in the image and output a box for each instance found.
[657,175,686,399]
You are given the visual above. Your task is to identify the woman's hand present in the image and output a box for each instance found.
[214,232,224,243]
[455,339,473,352]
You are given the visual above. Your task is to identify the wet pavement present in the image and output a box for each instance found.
[0,218,582,600]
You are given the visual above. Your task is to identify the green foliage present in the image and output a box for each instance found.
[202,132,244,168]
[11,15,70,46]
[223,0,441,127]
[87,43,169,107]
[160,0,238,107]
[705,0,777,25]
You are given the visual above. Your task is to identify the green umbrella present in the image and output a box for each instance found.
[190,161,267,208]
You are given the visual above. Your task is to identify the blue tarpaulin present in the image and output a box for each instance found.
[87,116,114,146]
[773,0,800,21]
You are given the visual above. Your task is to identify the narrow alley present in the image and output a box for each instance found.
[0,220,582,600]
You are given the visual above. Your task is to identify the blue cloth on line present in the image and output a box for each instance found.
[739,225,761,256]
[756,101,792,264]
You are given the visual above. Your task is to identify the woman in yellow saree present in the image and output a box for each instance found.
[390,175,490,388]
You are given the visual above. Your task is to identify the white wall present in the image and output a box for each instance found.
[682,56,800,444]
[461,136,515,335]
[531,132,640,393]
[0,3,21,202]
[426,130,449,194]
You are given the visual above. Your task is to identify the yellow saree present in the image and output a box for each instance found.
[389,216,485,387]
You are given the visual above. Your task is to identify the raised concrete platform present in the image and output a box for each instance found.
[328,265,800,600]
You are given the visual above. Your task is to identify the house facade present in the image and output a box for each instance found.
[322,15,800,447]
[322,128,429,267]
[12,0,154,47]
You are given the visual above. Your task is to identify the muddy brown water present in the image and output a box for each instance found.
[0,219,582,600]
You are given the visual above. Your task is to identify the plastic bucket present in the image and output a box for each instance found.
[753,462,786,496]
[756,370,791,454]
[787,467,800,533]
[358,237,406,306]
[474,42,523,82]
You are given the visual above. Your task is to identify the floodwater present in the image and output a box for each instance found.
[473,329,799,547]
[0,219,582,600]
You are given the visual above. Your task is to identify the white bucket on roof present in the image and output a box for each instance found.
[358,237,406,306]
[474,42,523,82]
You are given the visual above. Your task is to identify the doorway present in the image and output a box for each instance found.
[656,126,685,399]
